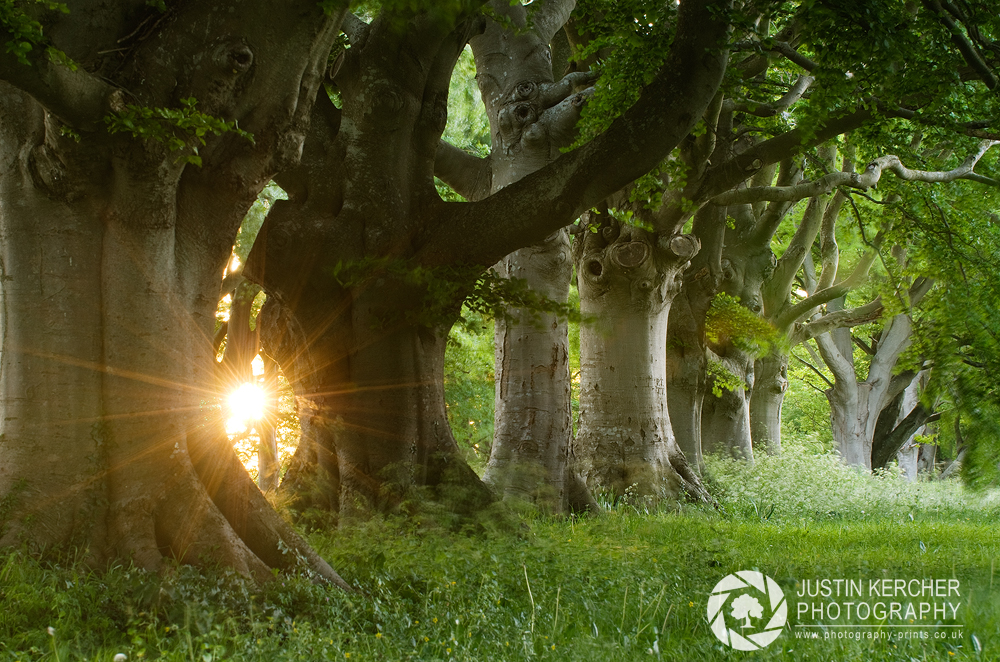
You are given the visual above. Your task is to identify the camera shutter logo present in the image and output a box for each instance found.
[707,571,786,650]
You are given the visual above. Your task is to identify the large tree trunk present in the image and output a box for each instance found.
[0,116,343,585]
[572,213,709,501]
[486,231,575,510]
[249,222,492,519]
[817,308,916,471]
[462,0,590,512]
[749,351,788,455]
[665,289,710,473]
[702,351,755,461]
[0,1,347,584]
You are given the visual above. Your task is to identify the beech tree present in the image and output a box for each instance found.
[0,0,350,582]
[244,0,729,517]
[458,0,590,512]
[658,0,1000,476]
[708,141,995,467]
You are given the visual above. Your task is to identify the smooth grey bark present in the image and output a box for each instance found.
[488,231,576,509]
[816,308,916,470]
[0,1,348,584]
[666,205,725,474]
[465,0,589,512]
[572,209,710,501]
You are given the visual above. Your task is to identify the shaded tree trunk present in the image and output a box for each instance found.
[702,351,755,461]
[666,205,724,474]
[257,355,281,492]
[749,351,788,454]
[0,1,347,584]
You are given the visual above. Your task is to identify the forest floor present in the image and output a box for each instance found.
[2,450,999,661]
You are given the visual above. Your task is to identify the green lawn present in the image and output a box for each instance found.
[3,453,1000,661]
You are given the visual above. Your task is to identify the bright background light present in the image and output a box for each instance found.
[227,383,265,434]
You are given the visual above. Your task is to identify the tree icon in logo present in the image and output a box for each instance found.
[707,571,786,650]
[731,593,764,628]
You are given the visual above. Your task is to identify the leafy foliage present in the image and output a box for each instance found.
[705,358,746,398]
[0,0,72,67]
[705,292,780,356]
[328,258,582,329]
[104,97,254,166]
[444,311,494,466]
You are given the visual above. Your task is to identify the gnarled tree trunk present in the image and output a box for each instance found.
[572,211,709,501]
[0,0,347,585]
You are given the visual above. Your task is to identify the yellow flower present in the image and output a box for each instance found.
[447,648,452,654]
[424,637,430,642]
[345,655,350,660]
[689,601,694,607]
[376,632,382,639]
[433,617,438,623]
[551,644,556,650]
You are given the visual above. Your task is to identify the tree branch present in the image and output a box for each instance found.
[419,0,733,267]
[769,40,817,71]
[775,238,881,331]
[763,164,831,317]
[529,0,577,44]
[710,141,997,206]
[792,297,884,345]
[793,346,834,389]
[696,107,873,201]
[0,43,118,132]
[922,0,998,89]
[722,74,814,117]
[813,331,854,385]
[435,141,492,201]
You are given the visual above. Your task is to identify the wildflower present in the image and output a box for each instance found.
[433,617,438,623]
[114,656,128,662]
[551,644,556,650]
[47,627,55,636]
[376,632,382,639]
[447,648,452,654]
[689,601,694,607]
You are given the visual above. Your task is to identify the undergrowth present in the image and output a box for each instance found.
[2,451,999,661]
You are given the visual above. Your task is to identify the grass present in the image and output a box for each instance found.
[2,451,1000,661]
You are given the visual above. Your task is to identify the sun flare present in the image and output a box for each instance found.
[226,383,265,434]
